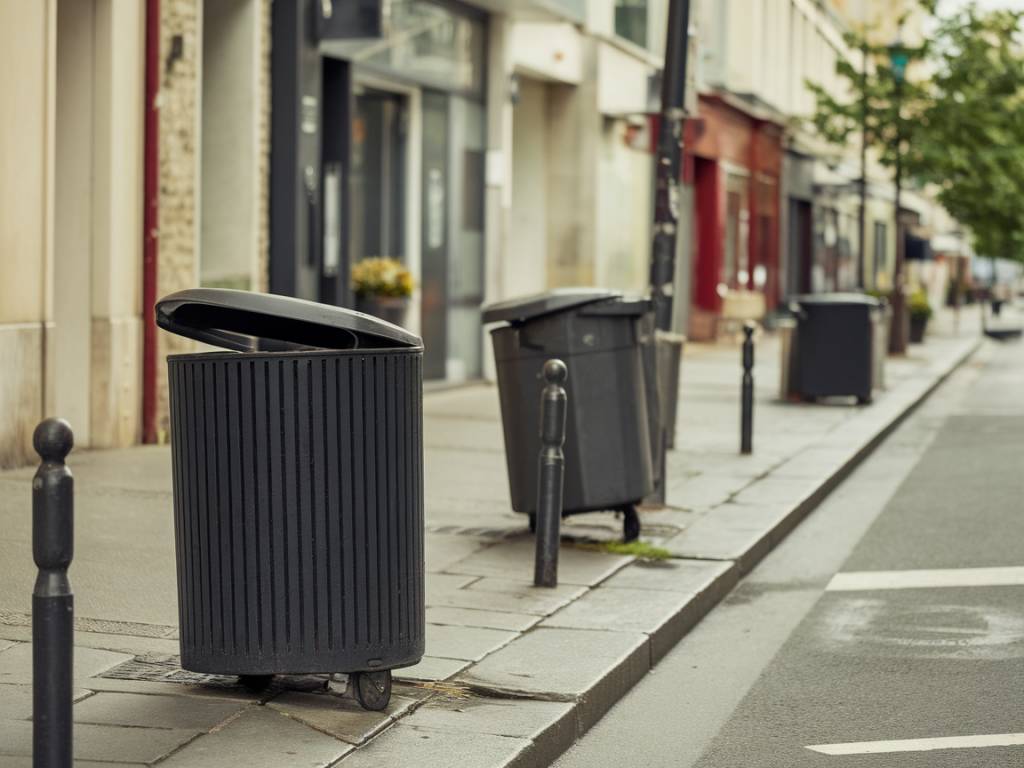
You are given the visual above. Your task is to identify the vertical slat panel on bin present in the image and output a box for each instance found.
[239,361,259,654]
[268,361,288,654]
[351,357,367,649]
[254,359,272,655]
[375,356,390,648]
[340,357,356,652]
[323,358,341,651]
[310,358,330,653]
[364,358,380,649]
[395,355,408,641]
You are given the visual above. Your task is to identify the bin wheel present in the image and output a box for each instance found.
[352,670,392,711]
[621,505,641,543]
[528,514,537,534]
[238,674,273,693]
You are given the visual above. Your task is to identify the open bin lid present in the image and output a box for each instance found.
[156,288,422,352]
[790,293,880,307]
[482,288,622,325]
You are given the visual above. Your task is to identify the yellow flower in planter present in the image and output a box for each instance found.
[352,257,414,298]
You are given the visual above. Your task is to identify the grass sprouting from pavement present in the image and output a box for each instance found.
[578,540,672,561]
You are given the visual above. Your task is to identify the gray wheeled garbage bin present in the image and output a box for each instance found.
[156,289,424,711]
[789,293,880,403]
[483,289,654,541]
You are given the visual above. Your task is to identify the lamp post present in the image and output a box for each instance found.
[888,35,910,354]
[858,42,868,290]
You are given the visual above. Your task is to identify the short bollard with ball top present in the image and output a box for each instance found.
[32,418,75,768]
[741,322,755,455]
[535,359,568,588]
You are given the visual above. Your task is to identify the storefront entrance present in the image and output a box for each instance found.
[350,88,408,267]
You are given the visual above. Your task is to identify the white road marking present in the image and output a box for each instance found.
[826,566,1024,592]
[807,733,1024,755]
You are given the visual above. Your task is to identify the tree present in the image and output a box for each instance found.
[907,5,1024,261]
[807,2,1024,262]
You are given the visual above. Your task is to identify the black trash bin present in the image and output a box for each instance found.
[483,289,654,541]
[156,289,424,711]
[789,293,880,404]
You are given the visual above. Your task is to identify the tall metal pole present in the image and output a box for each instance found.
[650,0,692,332]
[858,43,868,289]
[890,72,908,354]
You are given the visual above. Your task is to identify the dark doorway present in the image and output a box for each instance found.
[350,87,408,264]
[788,199,812,297]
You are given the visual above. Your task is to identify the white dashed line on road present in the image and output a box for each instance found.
[806,733,1024,755]
[826,566,1024,592]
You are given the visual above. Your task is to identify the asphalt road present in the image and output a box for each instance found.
[555,339,1024,768]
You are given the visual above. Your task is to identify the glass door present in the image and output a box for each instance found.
[350,87,407,265]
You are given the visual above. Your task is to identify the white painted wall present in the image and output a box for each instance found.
[595,118,652,295]
[200,0,261,289]
[511,22,582,83]
[509,78,550,297]
[54,0,95,445]
[596,40,654,115]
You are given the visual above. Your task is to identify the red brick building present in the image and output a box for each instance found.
[684,94,784,339]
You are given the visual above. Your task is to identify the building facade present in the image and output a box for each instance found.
[0,0,967,466]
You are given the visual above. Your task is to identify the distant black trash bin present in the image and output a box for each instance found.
[789,293,880,404]
[156,289,424,711]
[483,289,654,542]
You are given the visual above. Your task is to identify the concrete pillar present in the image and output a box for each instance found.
[89,0,145,448]
[156,0,202,440]
[482,14,515,381]
[0,0,56,467]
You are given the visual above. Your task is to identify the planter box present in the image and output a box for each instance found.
[910,315,929,343]
[356,295,410,328]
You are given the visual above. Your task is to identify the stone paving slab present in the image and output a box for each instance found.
[458,627,649,732]
[0,642,130,686]
[424,623,518,662]
[661,502,788,570]
[0,719,198,763]
[0,683,32,720]
[394,656,470,682]
[424,606,541,633]
[401,698,577,768]
[158,707,352,767]
[72,691,248,731]
[426,578,584,616]
[540,560,738,662]
[267,688,425,745]
[442,540,633,586]
[336,723,532,768]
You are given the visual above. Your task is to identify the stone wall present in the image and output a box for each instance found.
[156,0,201,440]
[257,0,271,294]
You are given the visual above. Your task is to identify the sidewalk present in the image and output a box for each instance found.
[0,310,981,767]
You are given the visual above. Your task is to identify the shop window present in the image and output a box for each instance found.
[322,0,485,96]
[615,0,647,48]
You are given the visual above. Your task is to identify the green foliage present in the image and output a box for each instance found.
[807,2,1024,262]
[906,5,1024,261]
[909,289,933,320]
[351,257,414,298]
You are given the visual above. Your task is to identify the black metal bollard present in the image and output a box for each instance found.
[740,322,755,455]
[32,418,75,768]
[535,360,568,588]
